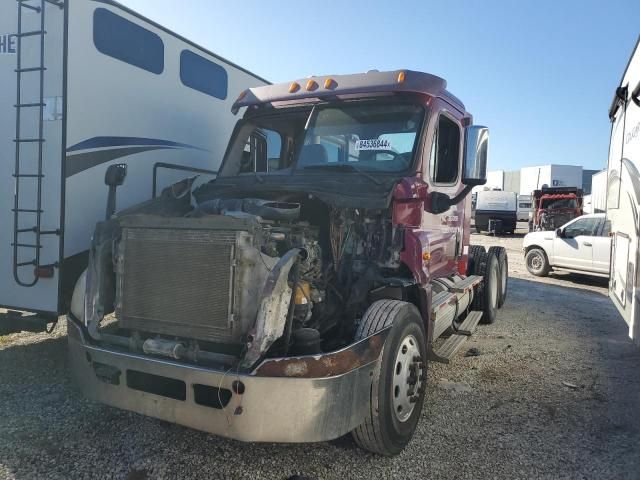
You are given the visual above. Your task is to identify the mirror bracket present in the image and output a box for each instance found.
[105,163,128,220]
[430,185,473,214]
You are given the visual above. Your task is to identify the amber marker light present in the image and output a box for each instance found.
[324,78,336,89]
[422,251,431,262]
[289,82,300,93]
[235,90,247,102]
[397,71,406,83]
[306,79,318,91]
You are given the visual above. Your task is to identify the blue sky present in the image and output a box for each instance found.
[121,0,639,172]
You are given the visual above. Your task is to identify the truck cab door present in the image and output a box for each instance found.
[553,216,599,270]
[423,109,464,277]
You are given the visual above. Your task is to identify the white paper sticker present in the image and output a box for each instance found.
[354,139,392,151]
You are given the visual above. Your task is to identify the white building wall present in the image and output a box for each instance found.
[520,165,551,194]
[472,169,503,193]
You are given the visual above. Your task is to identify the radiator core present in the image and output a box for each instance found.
[116,225,246,343]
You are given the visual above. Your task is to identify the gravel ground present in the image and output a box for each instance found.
[1,223,640,479]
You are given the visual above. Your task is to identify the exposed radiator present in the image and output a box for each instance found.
[115,219,253,343]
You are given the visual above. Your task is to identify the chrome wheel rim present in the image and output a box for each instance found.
[392,334,424,422]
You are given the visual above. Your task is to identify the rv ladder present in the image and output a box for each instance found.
[12,0,63,287]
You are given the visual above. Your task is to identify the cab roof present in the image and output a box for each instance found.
[231,69,465,114]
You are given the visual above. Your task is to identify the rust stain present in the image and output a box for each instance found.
[252,328,389,378]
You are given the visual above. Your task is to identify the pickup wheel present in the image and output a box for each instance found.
[471,251,500,324]
[488,246,508,308]
[525,248,550,277]
[351,300,427,456]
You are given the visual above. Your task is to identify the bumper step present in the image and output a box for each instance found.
[456,311,483,336]
[430,311,483,364]
[431,334,468,364]
[431,291,456,341]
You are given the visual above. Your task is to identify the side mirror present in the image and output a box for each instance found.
[555,228,563,237]
[105,163,127,187]
[105,163,127,220]
[462,126,489,186]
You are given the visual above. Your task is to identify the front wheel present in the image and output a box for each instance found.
[351,300,427,456]
[525,248,550,277]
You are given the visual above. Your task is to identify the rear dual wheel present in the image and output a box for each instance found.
[488,246,508,308]
[351,300,427,456]
[470,247,507,324]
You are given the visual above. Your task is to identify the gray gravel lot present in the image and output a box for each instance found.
[2,224,640,479]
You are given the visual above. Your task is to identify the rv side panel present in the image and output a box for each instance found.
[0,2,64,313]
[607,39,640,343]
[64,1,267,262]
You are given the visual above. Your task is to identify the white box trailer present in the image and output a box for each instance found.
[519,164,583,195]
[0,0,267,323]
[590,169,607,213]
[607,36,640,344]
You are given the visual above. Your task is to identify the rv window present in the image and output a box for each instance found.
[180,50,228,100]
[429,114,460,184]
[93,8,164,74]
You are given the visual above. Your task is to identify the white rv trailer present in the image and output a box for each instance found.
[0,0,268,324]
[516,193,532,222]
[607,36,640,345]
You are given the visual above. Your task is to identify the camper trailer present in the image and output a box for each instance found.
[607,36,640,345]
[517,194,532,222]
[0,0,267,331]
[474,190,517,234]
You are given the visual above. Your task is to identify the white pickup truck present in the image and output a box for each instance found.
[523,213,610,277]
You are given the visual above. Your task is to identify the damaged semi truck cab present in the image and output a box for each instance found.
[530,187,583,232]
[68,70,507,456]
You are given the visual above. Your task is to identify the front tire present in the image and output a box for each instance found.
[525,248,550,277]
[351,300,427,456]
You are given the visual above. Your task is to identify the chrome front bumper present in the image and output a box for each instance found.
[68,319,386,443]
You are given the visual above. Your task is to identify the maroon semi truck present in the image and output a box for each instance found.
[67,70,507,455]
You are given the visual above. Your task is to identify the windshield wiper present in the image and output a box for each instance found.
[302,163,382,185]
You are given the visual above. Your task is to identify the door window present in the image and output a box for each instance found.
[239,128,283,173]
[563,217,599,238]
[429,114,461,184]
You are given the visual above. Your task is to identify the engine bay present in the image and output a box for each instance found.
[83,182,409,369]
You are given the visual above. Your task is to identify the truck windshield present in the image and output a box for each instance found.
[541,198,577,209]
[298,103,424,172]
[219,101,425,177]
